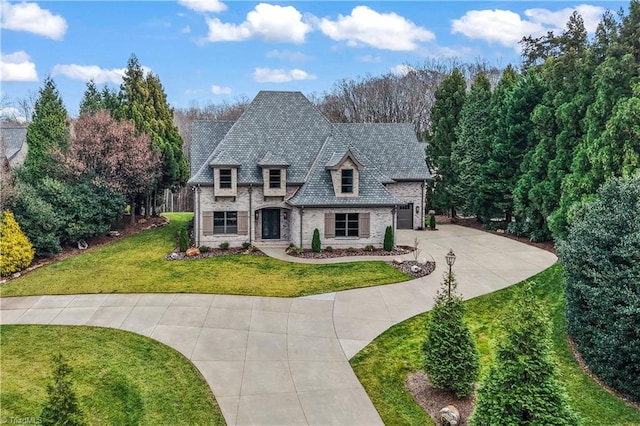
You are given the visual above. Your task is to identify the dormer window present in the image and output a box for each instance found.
[219,169,232,189]
[269,169,281,189]
[341,169,354,194]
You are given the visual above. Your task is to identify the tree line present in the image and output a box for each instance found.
[426,2,639,242]
[2,54,188,257]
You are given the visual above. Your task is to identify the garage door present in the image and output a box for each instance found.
[397,203,413,229]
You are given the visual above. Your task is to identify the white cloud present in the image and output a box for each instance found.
[319,6,434,51]
[252,67,316,83]
[211,84,232,95]
[0,107,27,122]
[390,64,415,76]
[452,5,606,49]
[525,4,605,33]
[52,64,152,84]
[178,0,227,13]
[181,25,191,34]
[0,51,38,82]
[0,0,67,40]
[206,3,312,44]
[266,49,312,62]
[358,54,382,63]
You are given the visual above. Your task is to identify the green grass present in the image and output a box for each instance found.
[350,263,640,426]
[0,213,409,297]
[0,325,224,425]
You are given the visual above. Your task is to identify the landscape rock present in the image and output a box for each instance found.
[417,257,428,265]
[108,230,121,237]
[410,265,422,273]
[137,218,147,224]
[392,258,404,264]
[185,248,201,257]
[11,272,21,279]
[439,404,460,426]
[77,240,88,250]
[496,229,505,234]
[168,252,179,260]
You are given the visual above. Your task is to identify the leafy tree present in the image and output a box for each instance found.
[558,174,640,402]
[312,228,321,252]
[425,69,466,216]
[451,72,492,217]
[56,110,161,222]
[423,271,479,397]
[470,284,580,425]
[0,210,34,275]
[23,77,68,180]
[40,354,86,426]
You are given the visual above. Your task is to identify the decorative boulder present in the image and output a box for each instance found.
[417,257,428,265]
[77,240,88,250]
[137,218,147,224]
[108,230,121,237]
[439,405,460,426]
[392,258,404,265]
[185,248,200,257]
[410,265,422,273]
[168,252,180,260]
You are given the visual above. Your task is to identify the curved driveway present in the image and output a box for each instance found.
[0,225,557,425]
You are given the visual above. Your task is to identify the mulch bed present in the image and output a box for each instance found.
[406,371,475,426]
[165,247,266,260]
[287,246,413,259]
[388,260,436,279]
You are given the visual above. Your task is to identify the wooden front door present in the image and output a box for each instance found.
[262,209,281,239]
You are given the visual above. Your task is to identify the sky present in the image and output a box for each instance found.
[0,0,630,119]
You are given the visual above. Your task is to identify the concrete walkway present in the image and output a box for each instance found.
[0,225,557,426]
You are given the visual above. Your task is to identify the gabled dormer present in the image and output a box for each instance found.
[258,151,289,197]
[210,152,240,197]
[325,149,363,197]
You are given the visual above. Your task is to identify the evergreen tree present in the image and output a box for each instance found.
[40,354,86,426]
[425,69,467,216]
[78,80,103,115]
[423,271,479,398]
[23,77,68,180]
[451,72,492,217]
[101,86,121,117]
[558,175,640,401]
[470,284,580,425]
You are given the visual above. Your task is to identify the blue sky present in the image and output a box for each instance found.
[0,0,629,118]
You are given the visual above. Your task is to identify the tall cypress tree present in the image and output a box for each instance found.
[451,72,492,217]
[23,77,68,181]
[79,80,103,116]
[425,69,466,216]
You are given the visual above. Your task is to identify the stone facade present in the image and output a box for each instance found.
[385,181,426,229]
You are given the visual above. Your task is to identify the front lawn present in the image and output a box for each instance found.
[0,213,409,297]
[0,325,224,425]
[350,263,640,426]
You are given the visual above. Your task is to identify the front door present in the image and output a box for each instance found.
[397,203,413,229]
[262,209,281,239]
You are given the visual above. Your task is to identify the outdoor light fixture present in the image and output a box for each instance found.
[415,205,419,213]
[283,211,288,220]
[445,249,456,297]
[255,211,259,220]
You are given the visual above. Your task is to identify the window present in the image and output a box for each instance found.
[269,169,281,189]
[219,169,232,189]
[335,213,359,237]
[341,169,354,193]
[213,211,237,234]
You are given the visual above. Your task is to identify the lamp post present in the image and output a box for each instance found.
[445,249,456,298]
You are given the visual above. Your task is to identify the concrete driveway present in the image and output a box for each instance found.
[0,224,557,425]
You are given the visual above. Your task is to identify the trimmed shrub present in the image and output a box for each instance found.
[346,247,357,253]
[287,245,304,255]
[311,228,321,253]
[198,245,210,253]
[0,211,35,276]
[364,244,375,252]
[470,283,580,425]
[324,246,333,253]
[219,241,229,250]
[242,241,251,249]
[429,214,436,230]
[383,226,394,251]
[558,175,640,401]
[40,354,86,426]
[13,180,62,257]
[177,226,189,252]
[423,272,479,397]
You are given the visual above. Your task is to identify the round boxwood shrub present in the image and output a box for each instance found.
[0,210,35,276]
[558,175,640,402]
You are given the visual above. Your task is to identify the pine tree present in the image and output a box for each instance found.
[423,271,479,398]
[425,69,466,216]
[470,284,580,425]
[23,77,69,181]
[0,210,34,276]
[40,354,86,426]
[451,72,492,217]
[78,80,103,116]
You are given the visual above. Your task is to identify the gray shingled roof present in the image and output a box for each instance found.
[188,91,431,206]
[189,120,234,179]
[1,127,27,160]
